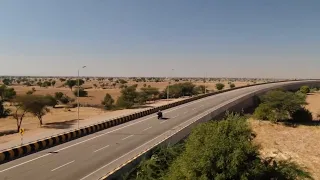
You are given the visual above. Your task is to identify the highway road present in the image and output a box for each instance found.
[0,81,311,180]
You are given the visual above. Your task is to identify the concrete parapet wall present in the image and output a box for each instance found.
[101,80,320,180]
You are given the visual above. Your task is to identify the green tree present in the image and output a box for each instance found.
[37,81,43,87]
[42,81,51,87]
[254,103,275,121]
[216,83,225,90]
[14,95,55,126]
[116,85,138,108]
[164,82,197,98]
[51,80,56,87]
[26,95,52,125]
[12,96,31,132]
[101,93,114,110]
[57,94,73,104]
[65,80,77,91]
[73,88,88,97]
[229,83,236,89]
[139,87,160,103]
[291,108,313,122]
[164,84,183,98]
[44,95,57,107]
[23,81,32,86]
[76,79,85,86]
[119,84,128,89]
[119,79,128,84]
[195,85,206,94]
[254,90,307,122]
[2,78,11,85]
[59,78,66,82]
[54,92,64,100]
[0,85,16,101]
[180,82,196,96]
[136,92,149,105]
[26,90,34,95]
[300,86,310,94]
[0,100,10,118]
[55,92,73,105]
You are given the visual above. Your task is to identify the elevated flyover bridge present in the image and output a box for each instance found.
[0,80,319,180]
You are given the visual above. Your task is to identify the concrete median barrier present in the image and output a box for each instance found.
[0,152,5,162]
[1,80,319,164]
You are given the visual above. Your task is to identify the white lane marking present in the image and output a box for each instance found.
[122,135,134,141]
[183,111,188,114]
[172,114,179,118]
[79,130,173,180]
[142,127,152,132]
[160,121,167,124]
[0,83,280,173]
[0,154,50,173]
[93,145,110,153]
[51,160,75,172]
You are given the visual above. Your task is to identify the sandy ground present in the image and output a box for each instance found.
[250,92,320,179]
[306,92,320,119]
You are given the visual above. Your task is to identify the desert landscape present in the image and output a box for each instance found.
[6,77,269,105]
[250,92,320,179]
[2,76,319,178]
[0,76,273,149]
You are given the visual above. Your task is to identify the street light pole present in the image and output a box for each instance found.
[167,69,174,100]
[77,66,86,129]
[167,81,170,100]
[205,72,207,94]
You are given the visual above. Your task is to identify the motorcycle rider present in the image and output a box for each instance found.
[157,110,163,119]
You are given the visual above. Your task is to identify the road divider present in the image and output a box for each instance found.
[1,80,314,164]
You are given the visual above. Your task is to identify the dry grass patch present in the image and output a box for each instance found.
[249,92,320,179]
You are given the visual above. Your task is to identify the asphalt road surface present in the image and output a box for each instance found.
[0,81,309,180]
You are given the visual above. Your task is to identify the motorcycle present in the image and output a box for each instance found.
[157,111,163,119]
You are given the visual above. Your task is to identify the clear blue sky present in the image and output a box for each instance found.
[0,0,319,78]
